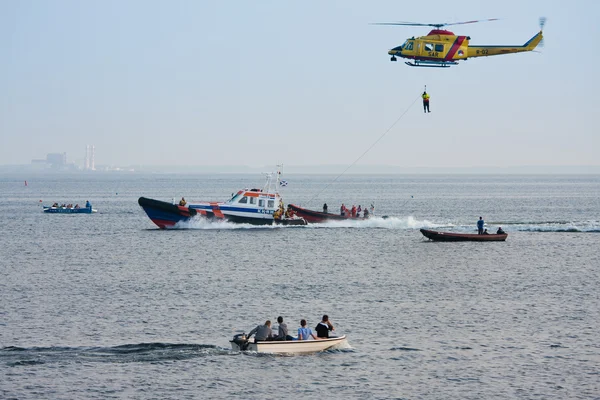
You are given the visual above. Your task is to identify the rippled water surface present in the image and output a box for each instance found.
[1,173,599,399]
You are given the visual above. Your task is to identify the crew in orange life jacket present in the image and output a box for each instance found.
[422,91,430,113]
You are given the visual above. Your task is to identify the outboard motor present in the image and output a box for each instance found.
[231,333,250,351]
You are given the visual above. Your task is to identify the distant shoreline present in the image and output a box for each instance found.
[1,164,599,175]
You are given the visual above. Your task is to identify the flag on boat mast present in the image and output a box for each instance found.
[280,180,288,187]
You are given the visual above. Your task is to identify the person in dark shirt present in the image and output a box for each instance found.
[477,216,484,234]
[274,316,294,341]
[315,315,335,338]
[496,227,505,234]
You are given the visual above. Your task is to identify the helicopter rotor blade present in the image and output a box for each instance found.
[441,18,499,27]
[539,17,546,30]
[371,18,499,29]
[370,22,438,27]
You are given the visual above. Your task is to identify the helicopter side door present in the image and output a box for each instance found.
[422,42,445,59]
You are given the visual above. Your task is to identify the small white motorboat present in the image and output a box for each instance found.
[230,334,347,354]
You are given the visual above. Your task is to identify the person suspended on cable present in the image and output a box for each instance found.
[422,91,430,113]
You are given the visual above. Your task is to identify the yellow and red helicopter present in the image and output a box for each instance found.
[374,18,545,68]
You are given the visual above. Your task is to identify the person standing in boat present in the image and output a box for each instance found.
[247,320,274,342]
[351,205,357,217]
[363,207,369,218]
[297,319,319,341]
[357,205,362,217]
[340,203,346,216]
[323,203,328,213]
[274,316,294,341]
[315,315,335,338]
[477,216,485,234]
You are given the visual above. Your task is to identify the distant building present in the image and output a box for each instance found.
[30,152,74,170]
[84,145,95,170]
[46,153,67,167]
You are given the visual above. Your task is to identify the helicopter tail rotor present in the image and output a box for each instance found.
[538,17,546,47]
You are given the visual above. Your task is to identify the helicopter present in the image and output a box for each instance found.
[373,18,545,68]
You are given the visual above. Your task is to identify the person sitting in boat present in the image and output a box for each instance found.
[52,202,59,208]
[496,227,505,234]
[363,207,369,218]
[297,319,319,341]
[247,320,274,342]
[483,229,490,235]
[74,204,80,209]
[351,205,357,218]
[323,203,328,213]
[284,205,295,219]
[274,316,294,341]
[85,200,91,208]
[340,203,346,216]
[315,315,335,338]
[179,197,187,206]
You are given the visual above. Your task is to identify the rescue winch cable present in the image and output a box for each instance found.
[307,95,421,203]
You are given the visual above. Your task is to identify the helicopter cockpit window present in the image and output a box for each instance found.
[404,41,414,51]
[425,43,434,52]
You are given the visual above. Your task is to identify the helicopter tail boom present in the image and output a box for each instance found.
[467,31,543,58]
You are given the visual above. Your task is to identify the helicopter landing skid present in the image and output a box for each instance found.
[405,60,458,68]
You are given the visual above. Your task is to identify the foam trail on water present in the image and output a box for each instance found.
[303,216,446,230]
[174,216,277,230]
[170,215,444,230]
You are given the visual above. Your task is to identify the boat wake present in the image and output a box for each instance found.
[174,216,279,230]
[172,215,443,230]
[311,216,444,230]
[0,343,228,366]
[495,220,600,233]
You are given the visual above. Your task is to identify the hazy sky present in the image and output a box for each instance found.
[1,0,598,168]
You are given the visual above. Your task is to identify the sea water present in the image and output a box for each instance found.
[1,173,599,399]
